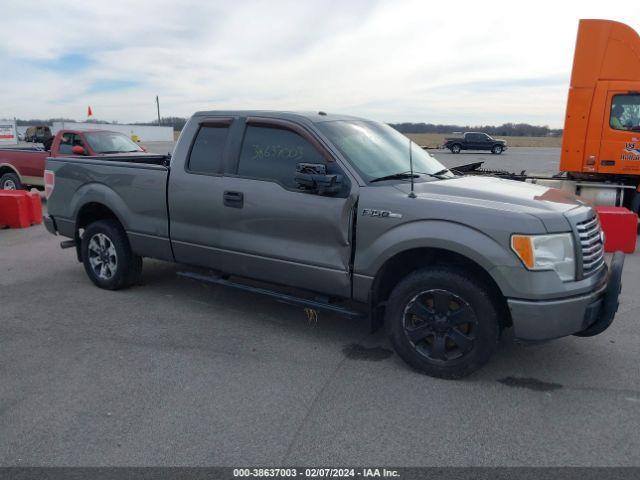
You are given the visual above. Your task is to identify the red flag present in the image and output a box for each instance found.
[87,106,93,117]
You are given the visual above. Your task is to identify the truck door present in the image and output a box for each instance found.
[465,133,482,150]
[599,89,640,175]
[169,117,235,267]
[215,117,356,297]
[478,133,493,150]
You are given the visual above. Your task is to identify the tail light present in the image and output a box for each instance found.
[44,170,55,198]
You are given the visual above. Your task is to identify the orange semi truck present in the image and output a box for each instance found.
[540,19,640,214]
[461,19,640,215]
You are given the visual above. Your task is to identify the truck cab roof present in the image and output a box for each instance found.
[192,110,366,125]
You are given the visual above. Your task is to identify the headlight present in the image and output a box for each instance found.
[511,233,576,281]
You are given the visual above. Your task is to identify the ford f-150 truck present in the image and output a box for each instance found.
[43,111,625,378]
[0,129,148,190]
[444,132,507,154]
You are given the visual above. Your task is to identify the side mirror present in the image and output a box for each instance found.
[71,145,86,155]
[295,163,342,196]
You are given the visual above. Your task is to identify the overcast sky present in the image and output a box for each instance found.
[1,0,639,127]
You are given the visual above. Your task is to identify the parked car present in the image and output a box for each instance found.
[0,129,148,190]
[43,111,624,378]
[444,132,507,154]
[24,125,53,144]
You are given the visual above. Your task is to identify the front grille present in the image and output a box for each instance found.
[576,215,605,278]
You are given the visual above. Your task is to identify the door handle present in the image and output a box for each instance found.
[223,190,244,208]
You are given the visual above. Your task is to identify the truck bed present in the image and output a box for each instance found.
[45,154,172,260]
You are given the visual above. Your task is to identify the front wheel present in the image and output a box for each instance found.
[386,268,500,379]
[81,219,142,290]
[491,145,504,154]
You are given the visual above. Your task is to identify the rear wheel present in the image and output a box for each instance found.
[0,172,22,190]
[450,144,462,154]
[81,219,142,290]
[491,145,503,154]
[386,268,500,378]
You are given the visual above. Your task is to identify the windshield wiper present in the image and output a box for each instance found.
[369,172,419,183]
[370,170,449,183]
[431,168,451,177]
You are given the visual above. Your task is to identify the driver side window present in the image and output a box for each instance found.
[237,125,326,189]
[610,94,640,131]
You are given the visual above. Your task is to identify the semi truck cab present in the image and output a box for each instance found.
[560,20,640,212]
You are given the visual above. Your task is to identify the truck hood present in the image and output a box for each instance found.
[393,175,588,230]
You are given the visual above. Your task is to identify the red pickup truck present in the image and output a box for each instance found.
[0,129,148,190]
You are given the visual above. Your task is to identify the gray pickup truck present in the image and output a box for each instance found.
[43,111,625,378]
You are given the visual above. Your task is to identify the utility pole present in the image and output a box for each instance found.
[156,95,161,126]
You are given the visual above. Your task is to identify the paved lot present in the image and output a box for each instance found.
[1,205,639,466]
[430,148,561,176]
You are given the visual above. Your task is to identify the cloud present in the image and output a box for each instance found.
[87,79,142,94]
[30,53,94,73]
[0,0,639,127]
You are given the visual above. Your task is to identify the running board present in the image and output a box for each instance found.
[177,271,365,319]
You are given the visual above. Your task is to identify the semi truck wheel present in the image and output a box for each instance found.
[491,145,503,154]
[81,219,142,290]
[450,144,462,154]
[385,267,500,379]
[0,172,23,190]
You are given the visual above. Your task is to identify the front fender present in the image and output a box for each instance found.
[354,220,521,298]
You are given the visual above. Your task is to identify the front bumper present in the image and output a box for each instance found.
[507,252,625,341]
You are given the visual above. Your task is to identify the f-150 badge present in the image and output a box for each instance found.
[362,209,402,218]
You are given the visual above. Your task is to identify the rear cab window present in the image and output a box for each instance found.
[187,124,230,174]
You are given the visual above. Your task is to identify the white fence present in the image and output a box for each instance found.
[0,119,18,145]
[51,122,174,142]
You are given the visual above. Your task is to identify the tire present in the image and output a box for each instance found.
[81,219,142,290]
[450,144,462,154]
[386,267,500,379]
[491,145,503,154]
[0,172,23,190]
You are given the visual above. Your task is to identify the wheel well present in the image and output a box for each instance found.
[74,203,123,262]
[370,247,511,329]
[76,202,121,230]
[0,165,20,178]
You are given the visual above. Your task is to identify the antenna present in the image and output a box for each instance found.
[408,138,416,198]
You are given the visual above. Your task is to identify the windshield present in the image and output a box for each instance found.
[84,132,144,154]
[317,120,451,182]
